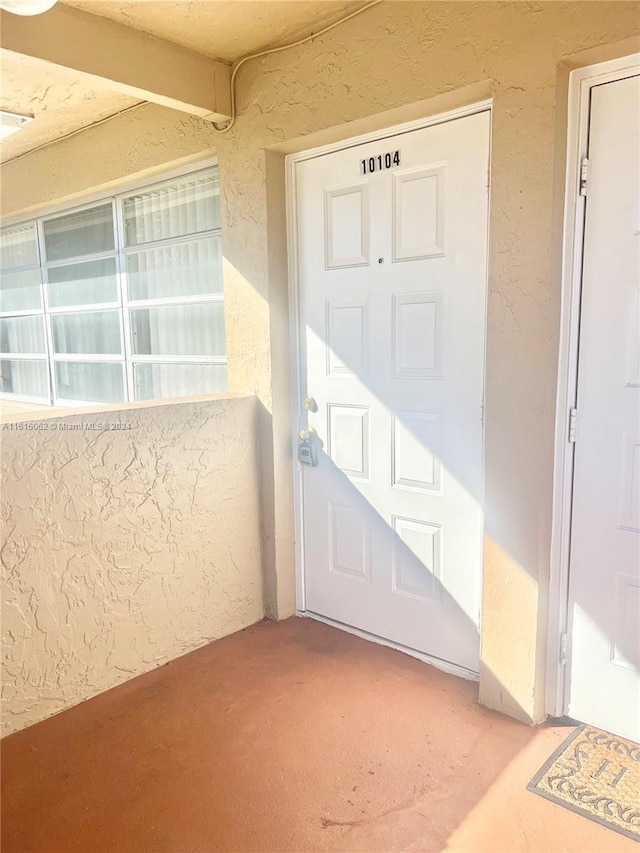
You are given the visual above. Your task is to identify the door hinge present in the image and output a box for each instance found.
[559,632,568,666]
[579,157,589,196]
[568,407,578,443]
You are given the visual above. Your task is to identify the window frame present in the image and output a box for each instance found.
[0,220,49,404]
[0,159,225,406]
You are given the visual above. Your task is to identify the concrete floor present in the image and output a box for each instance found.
[1,617,636,853]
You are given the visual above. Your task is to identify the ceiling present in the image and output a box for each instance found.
[0,0,359,162]
[61,0,358,62]
[0,54,140,161]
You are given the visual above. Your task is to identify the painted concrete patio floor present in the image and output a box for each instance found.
[1,617,635,852]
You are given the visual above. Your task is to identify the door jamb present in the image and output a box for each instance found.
[546,53,640,718]
[284,99,492,616]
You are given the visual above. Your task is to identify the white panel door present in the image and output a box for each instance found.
[567,75,640,741]
[294,111,490,673]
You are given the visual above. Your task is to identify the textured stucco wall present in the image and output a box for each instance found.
[0,103,218,218]
[1,394,263,735]
[1,2,639,726]
[213,1,639,723]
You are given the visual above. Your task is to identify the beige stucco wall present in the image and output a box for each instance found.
[0,394,263,735]
[2,2,640,726]
[217,1,640,724]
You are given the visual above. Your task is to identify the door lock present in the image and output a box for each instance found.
[298,427,319,467]
[303,397,318,413]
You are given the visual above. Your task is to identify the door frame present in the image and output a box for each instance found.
[284,99,493,628]
[546,53,640,718]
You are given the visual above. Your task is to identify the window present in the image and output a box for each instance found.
[0,166,226,405]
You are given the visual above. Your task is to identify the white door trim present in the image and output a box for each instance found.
[546,53,640,718]
[285,99,492,619]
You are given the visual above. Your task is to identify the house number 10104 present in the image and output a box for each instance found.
[361,150,401,174]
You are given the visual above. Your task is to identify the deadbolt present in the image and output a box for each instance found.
[303,397,318,413]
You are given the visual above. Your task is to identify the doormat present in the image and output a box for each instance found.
[528,725,640,841]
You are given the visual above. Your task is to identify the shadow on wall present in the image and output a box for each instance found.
[222,132,638,732]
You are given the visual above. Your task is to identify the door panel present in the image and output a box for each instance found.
[567,74,640,741]
[295,111,490,673]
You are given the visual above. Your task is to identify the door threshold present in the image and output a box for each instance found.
[300,610,479,682]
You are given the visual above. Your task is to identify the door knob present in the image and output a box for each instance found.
[303,397,318,413]
[298,426,318,441]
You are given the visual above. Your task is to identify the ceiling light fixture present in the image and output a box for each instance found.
[0,0,57,14]
[0,110,33,140]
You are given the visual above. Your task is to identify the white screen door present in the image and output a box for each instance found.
[293,110,490,674]
[566,74,640,741]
